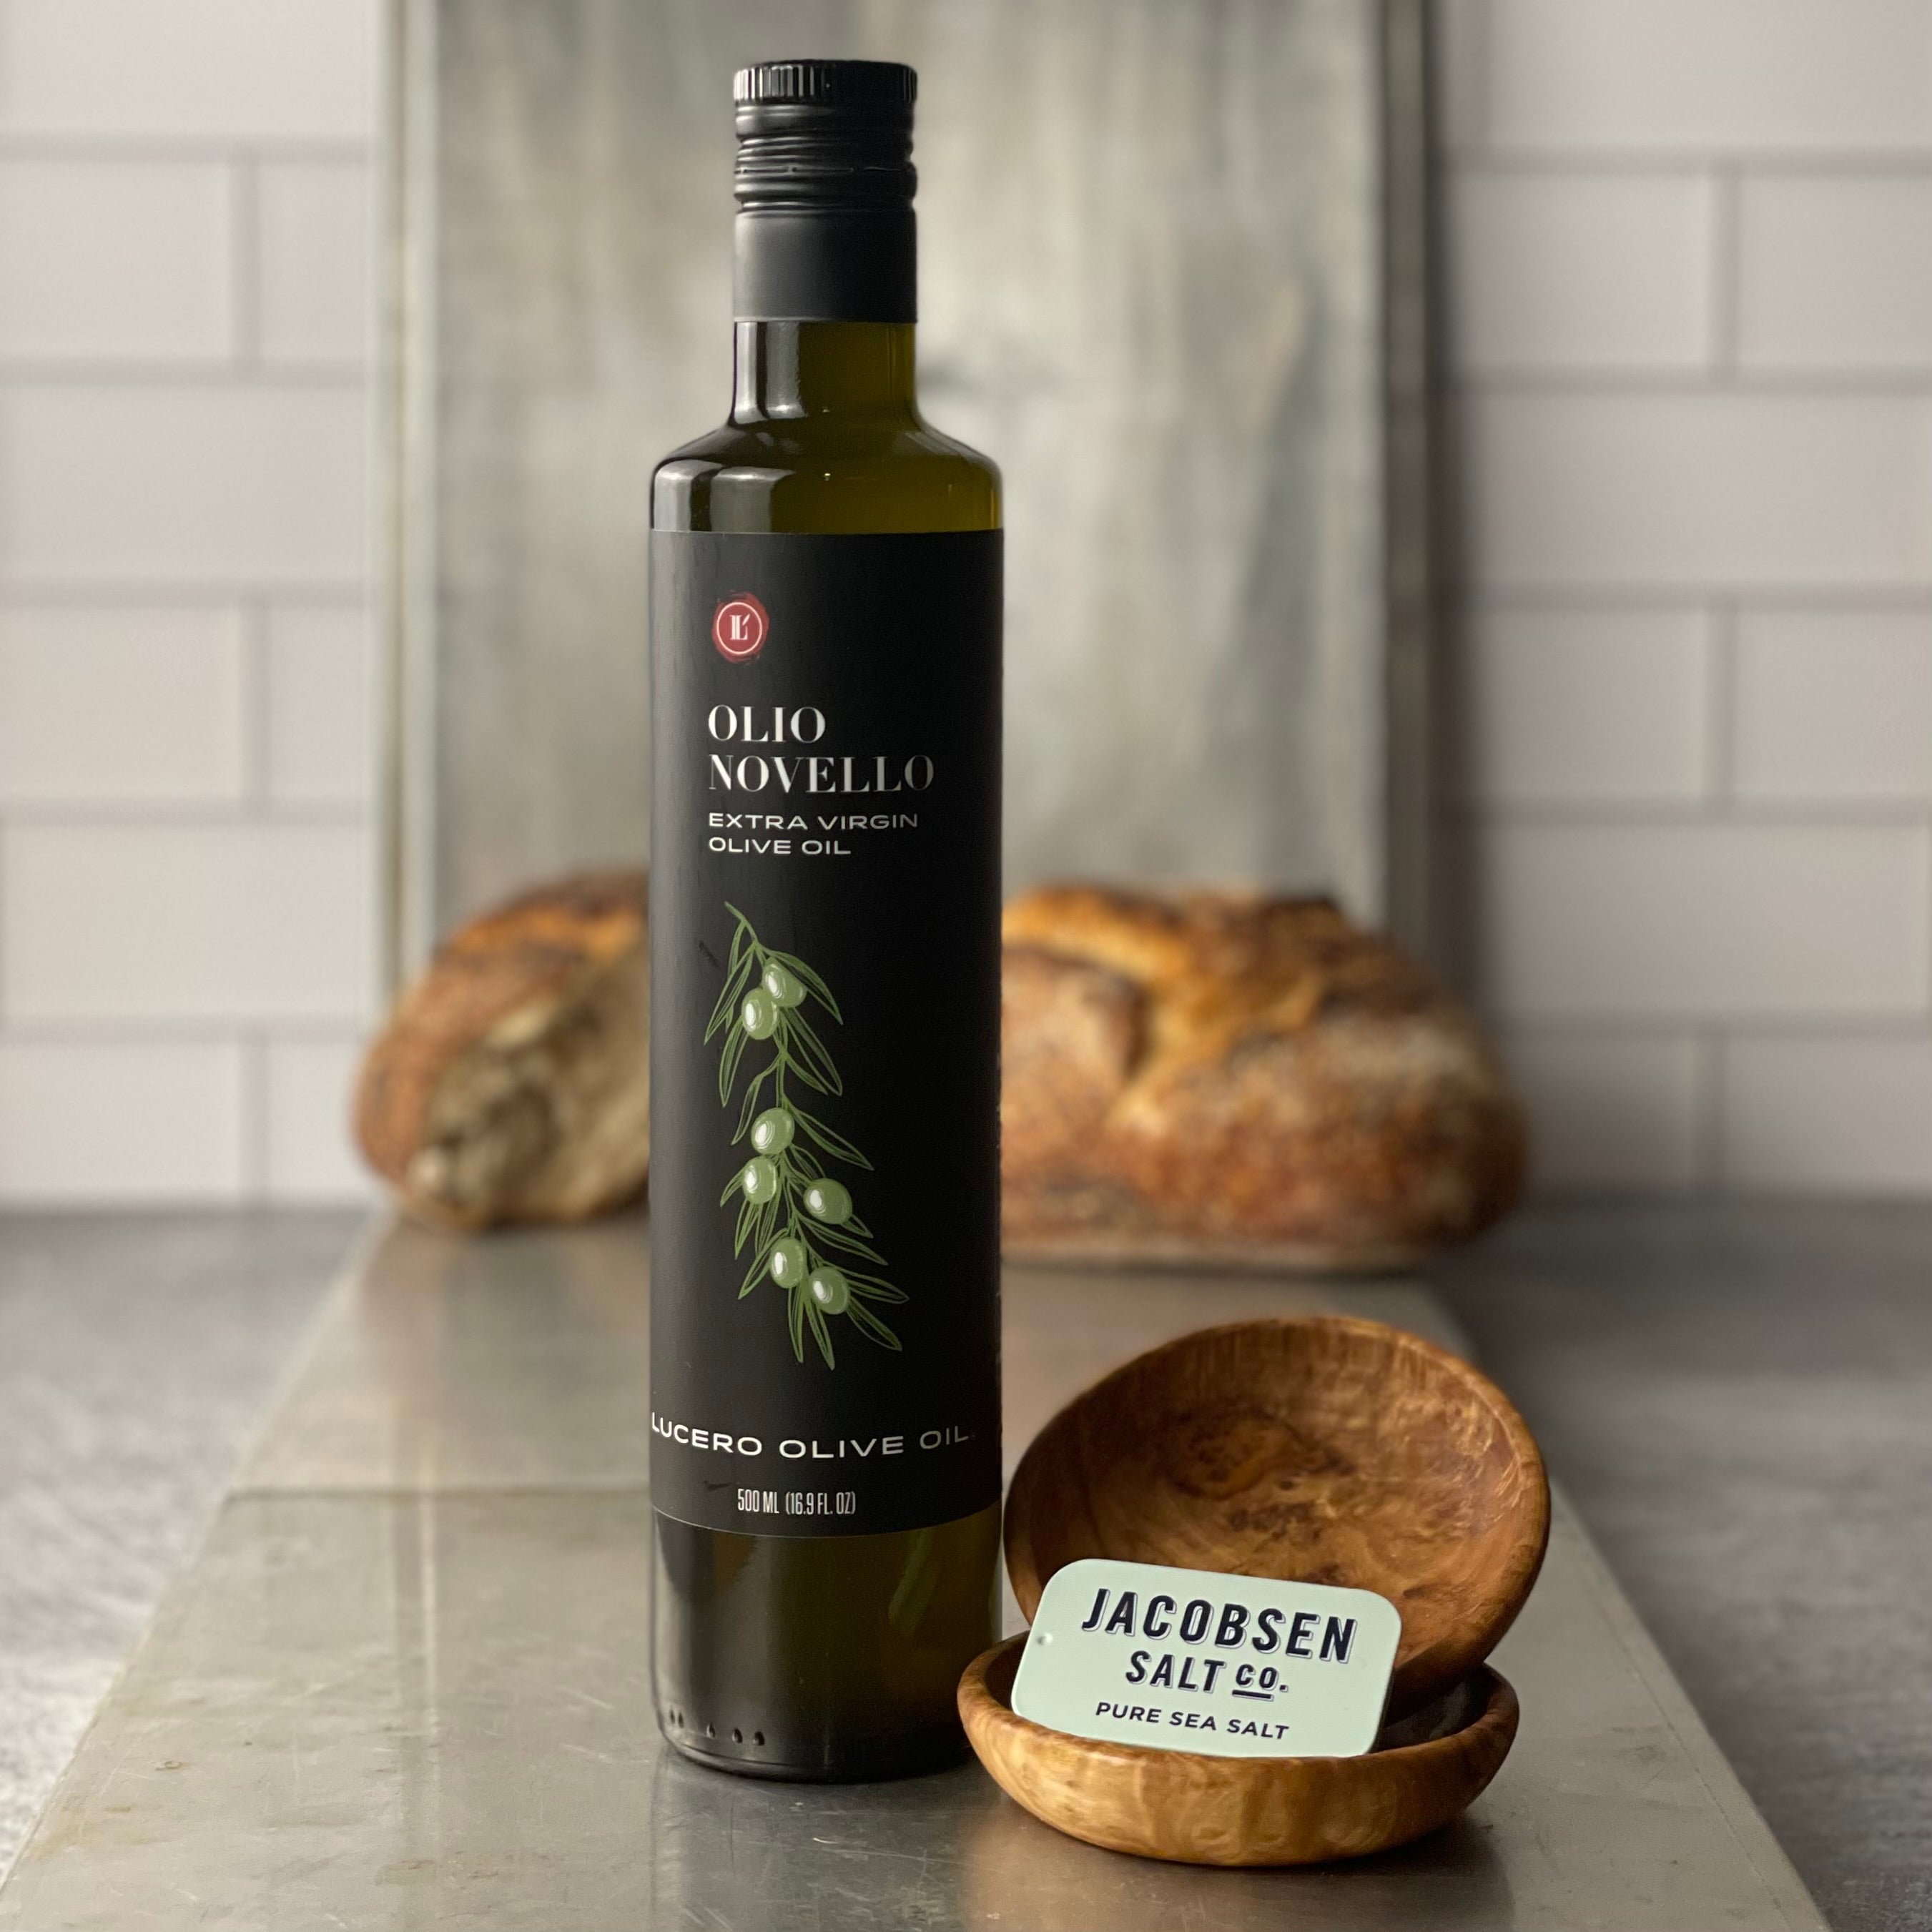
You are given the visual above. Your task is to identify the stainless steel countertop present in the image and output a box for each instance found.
[0,1212,362,1865]
[1438,1202,1932,1932]
[1,1203,1921,1928]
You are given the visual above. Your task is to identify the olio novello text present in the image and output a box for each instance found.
[705,705,933,796]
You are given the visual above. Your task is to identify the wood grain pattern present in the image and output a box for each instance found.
[959,1637,1519,1866]
[1004,1316,1549,1713]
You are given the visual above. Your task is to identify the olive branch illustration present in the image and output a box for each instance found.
[708,904,906,1367]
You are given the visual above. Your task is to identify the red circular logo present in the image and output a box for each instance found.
[711,593,769,661]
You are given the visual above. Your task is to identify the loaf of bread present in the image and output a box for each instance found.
[358,873,1521,1259]
[1000,886,1524,1269]
[355,871,649,1230]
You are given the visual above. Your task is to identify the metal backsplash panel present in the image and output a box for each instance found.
[390,0,1427,968]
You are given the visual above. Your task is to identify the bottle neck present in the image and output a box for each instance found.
[731,322,918,422]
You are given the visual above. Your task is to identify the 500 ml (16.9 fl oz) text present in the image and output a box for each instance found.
[735,1488,859,1517]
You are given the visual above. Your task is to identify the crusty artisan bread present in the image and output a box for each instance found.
[355,870,649,1230]
[1000,885,1524,1269]
[356,873,1521,1258]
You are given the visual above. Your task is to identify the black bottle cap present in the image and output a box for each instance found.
[732,60,918,322]
[734,59,915,109]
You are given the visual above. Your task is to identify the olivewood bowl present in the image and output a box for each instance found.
[1005,1316,1549,1715]
[960,1637,1519,1866]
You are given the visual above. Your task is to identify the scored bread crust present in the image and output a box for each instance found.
[999,885,1525,1270]
[355,870,649,1230]
[356,873,1520,1256]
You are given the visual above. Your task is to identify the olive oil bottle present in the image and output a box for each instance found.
[649,60,1002,1780]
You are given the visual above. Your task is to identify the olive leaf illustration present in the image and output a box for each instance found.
[709,904,905,1367]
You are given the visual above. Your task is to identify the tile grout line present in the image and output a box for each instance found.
[0,362,368,387]
[1449,369,1932,395]
[1457,587,1932,612]
[1444,157,1728,185]
[1444,586,1932,613]
[0,583,368,606]
[0,1019,368,1045]
[0,803,370,828]
[1428,146,1932,176]
[1491,1017,1932,1047]
[1440,801,1932,827]
[0,134,373,164]
[1477,1009,1932,1036]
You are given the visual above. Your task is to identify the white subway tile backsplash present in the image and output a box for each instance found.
[0,0,386,1201]
[1484,0,1932,153]
[1472,822,1932,1020]
[1446,171,1712,372]
[0,0,1921,1200]
[264,1036,373,1201]
[1734,608,1932,803]
[0,383,370,586]
[267,603,373,805]
[257,161,375,368]
[1,824,373,1022]
[0,1040,242,1200]
[0,159,232,363]
[0,0,377,142]
[1465,393,1932,591]
[1502,1031,1705,1190]
[1433,0,1932,1192]
[1722,1034,1932,1192]
[1738,175,1932,373]
[0,603,246,802]
[1448,606,1707,803]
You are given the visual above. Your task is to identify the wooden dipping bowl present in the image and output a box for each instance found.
[960,1641,1520,1866]
[1007,1316,1549,1712]
[960,1316,1549,1864]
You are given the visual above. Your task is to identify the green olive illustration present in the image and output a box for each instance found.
[762,962,806,1009]
[711,911,900,1362]
[802,1178,852,1225]
[807,1266,851,1314]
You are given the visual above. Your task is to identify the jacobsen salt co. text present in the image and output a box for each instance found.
[1079,1584,1358,1696]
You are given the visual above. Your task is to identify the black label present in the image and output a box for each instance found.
[649,531,1002,1537]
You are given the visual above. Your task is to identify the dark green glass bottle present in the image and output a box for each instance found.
[649,60,1002,1782]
